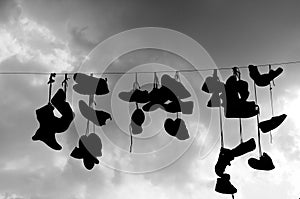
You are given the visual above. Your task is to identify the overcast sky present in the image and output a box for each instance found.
[1,0,300,199]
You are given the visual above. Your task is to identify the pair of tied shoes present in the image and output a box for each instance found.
[79,100,112,126]
[70,133,102,170]
[73,73,109,95]
[164,118,189,140]
[249,65,283,87]
[32,89,75,150]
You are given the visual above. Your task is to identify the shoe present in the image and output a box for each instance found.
[224,101,259,118]
[70,134,102,170]
[249,65,283,87]
[164,118,189,140]
[259,114,287,133]
[130,121,143,135]
[215,147,235,178]
[78,100,112,126]
[215,177,237,195]
[248,152,275,171]
[118,89,150,103]
[231,138,256,157]
[161,74,191,99]
[51,89,75,133]
[73,73,109,95]
[202,77,225,94]
[131,108,145,126]
[32,104,62,150]
[207,92,222,107]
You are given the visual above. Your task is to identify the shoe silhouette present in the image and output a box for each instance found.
[249,65,283,87]
[78,100,112,126]
[215,177,237,195]
[224,74,259,118]
[207,92,223,107]
[73,73,109,95]
[51,89,75,133]
[32,104,62,150]
[201,70,225,94]
[119,89,150,103]
[131,107,145,126]
[70,133,102,170]
[215,138,256,177]
[130,121,143,135]
[161,74,191,99]
[248,152,275,171]
[164,118,189,140]
[162,100,194,114]
[259,114,287,133]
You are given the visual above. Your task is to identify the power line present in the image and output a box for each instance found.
[0,60,299,75]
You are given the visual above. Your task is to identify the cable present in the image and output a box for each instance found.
[0,60,299,75]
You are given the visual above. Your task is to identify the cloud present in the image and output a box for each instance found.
[0,0,22,24]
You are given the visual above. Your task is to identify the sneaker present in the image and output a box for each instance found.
[118,89,150,103]
[161,74,191,99]
[249,65,283,87]
[32,104,62,150]
[73,73,109,95]
[215,177,237,195]
[70,134,102,170]
[248,152,275,171]
[164,118,189,140]
[202,77,225,94]
[131,108,145,126]
[78,100,112,126]
[259,114,287,133]
[224,101,259,118]
[215,147,235,178]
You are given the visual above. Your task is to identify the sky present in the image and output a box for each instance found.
[0,0,300,199]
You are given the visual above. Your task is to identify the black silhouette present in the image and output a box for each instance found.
[249,65,283,87]
[248,152,275,171]
[259,114,287,133]
[119,89,150,103]
[131,107,145,126]
[79,100,112,126]
[160,73,191,99]
[130,121,143,135]
[70,133,102,170]
[215,138,256,177]
[32,103,62,150]
[33,74,74,151]
[215,176,237,195]
[73,73,109,95]
[224,67,259,118]
[164,117,189,140]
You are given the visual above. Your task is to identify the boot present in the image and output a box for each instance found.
[161,74,191,99]
[78,100,112,126]
[73,73,109,95]
[249,65,283,87]
[259,114,287,133]
[215,177,237,195]
[248,152,275,171]
[32,104,62,150]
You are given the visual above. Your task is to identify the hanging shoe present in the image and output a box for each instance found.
[130,121,143,135]
[161,74,191,99]
[118,89,150,103]
[259,114,287,133]
[78,100,112,126]
[231,138,256,157]
[249,65,283,87]
[73,73,109,95]
[164,118,189,140]
[32,104,62,150]
[224,101,259,118]
[51,89,75,133]
[207,92,222,108]
[215,177,237,195]
[202,77,225,94]
[215,147,235,178]
[70,134,102,170]
[131,107,145,126]
[248,152,275,171]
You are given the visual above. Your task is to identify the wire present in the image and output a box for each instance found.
[0,60,299,75]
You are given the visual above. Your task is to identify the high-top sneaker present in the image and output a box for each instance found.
[248,152,275,171]
[32,103,62,150]
[259,114,287,133]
